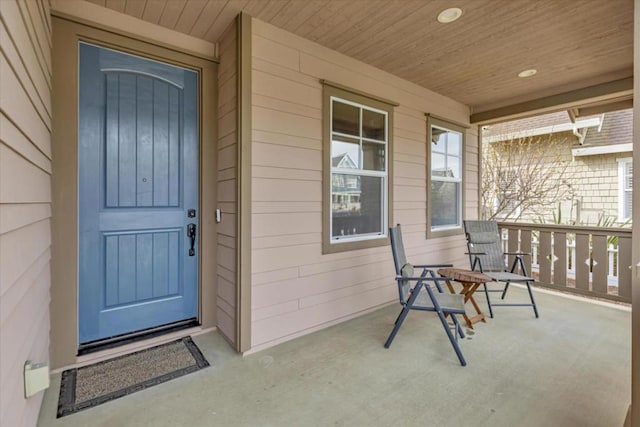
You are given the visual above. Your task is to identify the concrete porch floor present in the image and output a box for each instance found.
[37,287,631,427]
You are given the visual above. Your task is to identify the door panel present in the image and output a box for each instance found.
[78,43,199,344]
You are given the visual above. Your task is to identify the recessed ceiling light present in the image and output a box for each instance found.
[518,69,537,78]
[437,8,463,23]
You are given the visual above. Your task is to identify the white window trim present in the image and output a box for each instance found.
[428,119,464,235]
[329,96,389,244]
[617,157,632,221]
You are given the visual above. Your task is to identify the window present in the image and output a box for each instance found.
[427,116,464,237]
[323,83,395,253]
[618,158,633,220]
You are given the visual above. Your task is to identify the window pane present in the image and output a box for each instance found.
[363,141,385,171]
[332,136,360,169]
[447,132,462,156]
[431,181,460,228]
[362,109,385,140]
[332,100,359,136]
[448,155,461,178]
[431,127,447,150]
[625,191,632,218]
[332,175,383,238]
[431,153,446,175]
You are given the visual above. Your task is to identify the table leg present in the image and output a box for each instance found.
[465,282,487,326]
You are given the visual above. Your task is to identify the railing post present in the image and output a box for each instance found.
[508,228,519,270]
[592,234,608,295]
[619,235,633,299]
[575,233,590,292]
[554,231,567,286]
[539,231,552,283]
[521,229,533,276]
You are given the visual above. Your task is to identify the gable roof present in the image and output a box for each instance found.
[482,110,602,143]
[332,153,357,169]
[582,109,633,147]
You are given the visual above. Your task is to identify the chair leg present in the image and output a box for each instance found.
[384,306,411,348]
[483,283,494,318]
[450,313,465,339]
[501,282,510,299]
[525,281,539,318]
[435,311,466,366]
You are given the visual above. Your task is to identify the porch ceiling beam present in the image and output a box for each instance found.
[576,99,634,117]
[470,77,633,124]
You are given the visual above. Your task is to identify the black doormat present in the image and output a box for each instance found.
[57,336,209,417]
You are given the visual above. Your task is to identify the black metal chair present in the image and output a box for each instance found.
[385,224,468,366]
[463,220,539,318]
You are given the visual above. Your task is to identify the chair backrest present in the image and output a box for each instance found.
[463,220,507,271]
[389,224,413,304]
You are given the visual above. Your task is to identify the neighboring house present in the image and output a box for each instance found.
[331,153,363,236]
[482,109,633,225]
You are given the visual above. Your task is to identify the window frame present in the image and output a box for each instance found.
[618,157,633,221]
[426,115,466,239]
[322,83,395,254]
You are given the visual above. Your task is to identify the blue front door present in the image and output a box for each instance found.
[78,43,199,344]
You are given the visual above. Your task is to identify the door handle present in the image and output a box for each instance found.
[187,223,196,256]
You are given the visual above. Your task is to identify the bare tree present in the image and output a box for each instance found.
[481,134,576,221]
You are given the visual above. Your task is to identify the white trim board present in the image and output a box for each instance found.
[484,117,602,143]
[572,143,633,157]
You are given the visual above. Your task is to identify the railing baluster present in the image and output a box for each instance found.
[591,234,608,295]
[553,232,567,287]
[539,231,552,283]
[508,228,519,269]
[521,229,532,276]
[618,235,632,299]
[575,233,590,292]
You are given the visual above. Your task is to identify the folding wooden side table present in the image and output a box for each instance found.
[437,268,492,329]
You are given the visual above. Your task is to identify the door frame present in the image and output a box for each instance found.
[51,16,218,368]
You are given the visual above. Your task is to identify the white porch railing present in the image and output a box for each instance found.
[497,222,632,303]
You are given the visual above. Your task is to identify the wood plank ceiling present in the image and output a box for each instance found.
[86,0,634,114]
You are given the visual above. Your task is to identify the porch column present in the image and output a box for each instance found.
[630,0,640,425]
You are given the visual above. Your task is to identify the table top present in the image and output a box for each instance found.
[437,268,492,283]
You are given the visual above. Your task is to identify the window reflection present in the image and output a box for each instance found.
[332,175,382,238]
[430,123,463,230]
[329,96,389,242]
[332,101,359,136]
[362,109,385,140]
[362,142,385,171]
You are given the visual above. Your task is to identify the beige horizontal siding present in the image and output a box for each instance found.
[216,20,238,344]
[0,0,52,426]
[249,18,475,349]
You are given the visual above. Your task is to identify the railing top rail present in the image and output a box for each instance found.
[496,221,632,236]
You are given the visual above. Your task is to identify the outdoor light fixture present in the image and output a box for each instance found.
[518,69,537,78]
[437,7,463,23]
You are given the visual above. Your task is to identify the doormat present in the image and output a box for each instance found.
[57,336,209,417]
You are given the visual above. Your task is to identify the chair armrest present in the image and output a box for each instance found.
[465,252,486,256]
[504,252,531,257]
[414,263,453,268]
